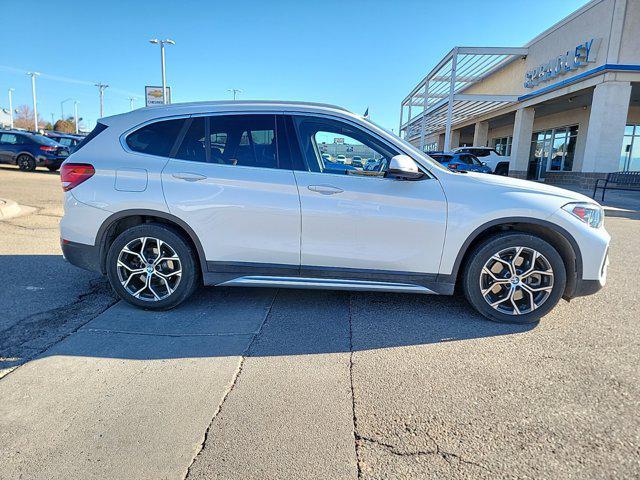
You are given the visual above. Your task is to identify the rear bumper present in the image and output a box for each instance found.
[61,239,101,273]
[36,155,67,167]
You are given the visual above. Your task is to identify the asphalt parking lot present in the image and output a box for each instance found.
[0,164,639,479]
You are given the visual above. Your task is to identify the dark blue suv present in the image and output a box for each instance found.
[429,151,492,174]
[0,130,69,172]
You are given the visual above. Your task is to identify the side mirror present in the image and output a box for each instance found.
[387,155,424,180]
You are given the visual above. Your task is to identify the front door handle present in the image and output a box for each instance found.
[308,185,343,195]
[172,172,207,182]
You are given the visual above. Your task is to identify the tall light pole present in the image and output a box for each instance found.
[8,88,14,129]
[73,101,80,134]
[95,83,108,117]
[61,98,73,121]
[227,88,242,100]
[149,38,175,104]
[26,72,40,131]
[128,97,136,111]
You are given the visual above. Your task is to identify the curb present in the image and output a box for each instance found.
[0,198,23,220]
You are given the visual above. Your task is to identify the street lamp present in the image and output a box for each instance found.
[61,98,73,121]
[8,88,14,129]
[73,101,80,134]
[95,83,109,117]
[26,72,40,131]
[227,88,243,100]
[149,38,175,104]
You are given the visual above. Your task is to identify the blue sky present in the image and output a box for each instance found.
[0,0,588,131]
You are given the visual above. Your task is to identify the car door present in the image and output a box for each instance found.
[0,133,19,163]
[288,114,447,278]
[161,114,301,274]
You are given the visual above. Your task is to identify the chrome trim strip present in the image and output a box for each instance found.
[216,276,436,294]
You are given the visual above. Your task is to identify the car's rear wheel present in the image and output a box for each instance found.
[17,154,36,172]
[462,233,566,324]
[106,224,200,310]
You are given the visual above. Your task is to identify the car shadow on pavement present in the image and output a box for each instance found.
[0,165,59,175]
[1,264,535,364]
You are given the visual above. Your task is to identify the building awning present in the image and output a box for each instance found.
[400,46,528,150]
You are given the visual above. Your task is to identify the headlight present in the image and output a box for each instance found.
[562,202,604,228]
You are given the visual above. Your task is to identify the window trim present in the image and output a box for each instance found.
[119,110,437,178]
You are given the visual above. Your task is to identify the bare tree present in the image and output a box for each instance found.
[13,105,45,130]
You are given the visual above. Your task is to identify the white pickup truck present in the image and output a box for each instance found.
[453,147,510,176]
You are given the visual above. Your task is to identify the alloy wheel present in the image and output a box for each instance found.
[479,246,554,315]
[116,236,182,301]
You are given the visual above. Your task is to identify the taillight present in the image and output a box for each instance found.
[60,163,95,191]
[40,145,56,152]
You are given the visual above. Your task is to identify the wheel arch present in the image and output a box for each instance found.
[16,151,36,163]
[95,209,207,276]
[442,217,582,298]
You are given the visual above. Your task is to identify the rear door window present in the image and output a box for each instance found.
[175,117,206,162]
[173,115,289,170]
[208,115,279,169]
[0,133,18,144]
[126,119,185,157]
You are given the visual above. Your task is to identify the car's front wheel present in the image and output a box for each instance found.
[106,224,200,310]
[462,233,566,323]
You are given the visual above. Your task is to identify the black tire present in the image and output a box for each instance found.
[494,163,509,176]
[462,232,566,324]
[47,165,59,172]
[106,223,200,310]
[17,154,36,172]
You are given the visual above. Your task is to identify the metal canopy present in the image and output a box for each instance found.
[399,46,527,150]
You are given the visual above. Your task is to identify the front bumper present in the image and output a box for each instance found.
[548,208,610,299]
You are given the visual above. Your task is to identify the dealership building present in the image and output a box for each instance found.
[399,0,640,186]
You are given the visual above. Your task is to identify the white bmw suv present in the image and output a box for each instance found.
[59,101,610,323]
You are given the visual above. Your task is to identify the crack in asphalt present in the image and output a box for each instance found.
[0,279,118,380]
[347,293,363,479]
[347,293,490,476]
[183,289,279,480]
[355,433,491,472]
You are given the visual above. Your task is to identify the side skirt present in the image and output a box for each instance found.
[216,276,436,294]
[203,262,455,295]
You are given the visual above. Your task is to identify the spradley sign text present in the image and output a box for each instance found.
[524,38,601,89]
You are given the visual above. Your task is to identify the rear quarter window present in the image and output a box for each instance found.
[126,119,185,157]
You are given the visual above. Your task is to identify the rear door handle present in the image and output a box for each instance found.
[172,172,207,182]
[308,185,343,195]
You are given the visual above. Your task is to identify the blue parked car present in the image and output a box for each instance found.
[0,130,70,172]
[428,152,492,174]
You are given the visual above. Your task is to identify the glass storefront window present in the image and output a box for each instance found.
[620,124,640,172]
[493,136,512,156]
[528,125,578,179]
